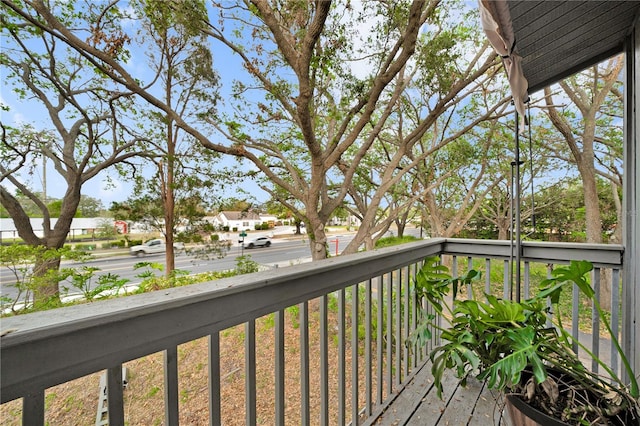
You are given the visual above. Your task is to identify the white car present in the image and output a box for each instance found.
[242,236,272,248]
[129,239,185,257]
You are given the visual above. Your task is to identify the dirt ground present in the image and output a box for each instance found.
[0,304,387,425]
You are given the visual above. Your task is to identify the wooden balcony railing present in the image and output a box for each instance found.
[0,238,629,425]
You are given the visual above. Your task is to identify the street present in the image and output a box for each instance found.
[0,235,355,302]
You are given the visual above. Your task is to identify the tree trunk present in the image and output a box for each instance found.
[498,225,509,240]
[308,219,328,260]
[611,181,623,244]
[580,165,603,244]
[32,255,62,305]
[544,55,624,310]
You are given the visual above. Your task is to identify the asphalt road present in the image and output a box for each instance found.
[0,236,355,303]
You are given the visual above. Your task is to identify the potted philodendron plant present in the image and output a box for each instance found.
[408,258,639,425]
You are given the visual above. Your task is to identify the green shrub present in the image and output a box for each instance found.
[374,235,420,248]
[234,255,259,274]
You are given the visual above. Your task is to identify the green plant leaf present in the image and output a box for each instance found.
[478,326,545,390]
[540,260,593,298]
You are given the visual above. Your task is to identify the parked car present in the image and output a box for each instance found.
[242,236,272,249]
[129,239,185,257]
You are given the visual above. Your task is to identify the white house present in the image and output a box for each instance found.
[211,211,262,230]
[0,217,114,241]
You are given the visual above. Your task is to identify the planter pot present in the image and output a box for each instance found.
[506,368,639,426]
[506,394,568,426]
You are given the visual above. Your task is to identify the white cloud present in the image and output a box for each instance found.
[94,177,132,205]
[12,112,26,124]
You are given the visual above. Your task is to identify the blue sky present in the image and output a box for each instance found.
[1,1,489,210]
[0,9,271,208]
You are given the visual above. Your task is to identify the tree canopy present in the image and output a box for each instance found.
[1,0,625,274]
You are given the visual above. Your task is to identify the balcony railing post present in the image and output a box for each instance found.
[403,267,409,377]
[572,280,580,355]
[107,365,125,426]
[338,288,346,423]
[385,273,393,396]
[300,302,310,426]
[484,258,491,296]
[410,264,418,369]
[164,347,179,426]
[351,285,359,425]
[22,390,44,426]
[365,279,372,416]
[591,269,601,373]
[610,270,621,376]
[208,332,221,426]
[376,275,384,405]
[245,320,256,426]
[622,23,639,386]
[395,269,401,388]
[274,310,285,425]
[319,298,329,426]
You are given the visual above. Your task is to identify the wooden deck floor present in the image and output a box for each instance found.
[366,361,509,426]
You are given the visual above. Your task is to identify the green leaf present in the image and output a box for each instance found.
[540,260,593,298]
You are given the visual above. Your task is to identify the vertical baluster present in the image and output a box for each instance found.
[411,263,418,368]
[23,390,44,426]
[376,275,384,405]
[503,259,510,299]
[164,347,179,426]
[319,298,329,426]
[572,275,580,355]
[610,269,621,377]
[395,268,401,387]
[436,258,443,342]
[547,265,554,328]
[209,332,221,426]
[300,302,310,426]
[339,289,346,423]
[106,365,125,425]
[452,256,458,279]
[524,262,531,299]
[485,258,491,297]
[365,279,372,416]
[386,273,392,395]
[275,311,285,425]
[425,261,433,358]
[403,267,409,377]
[591,268,601,373]
[466,257,473,298]
[351,285,359,425]
[245,320,256,426]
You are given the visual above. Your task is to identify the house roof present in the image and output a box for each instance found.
[219,211,261,221]
[504,1,640,94]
